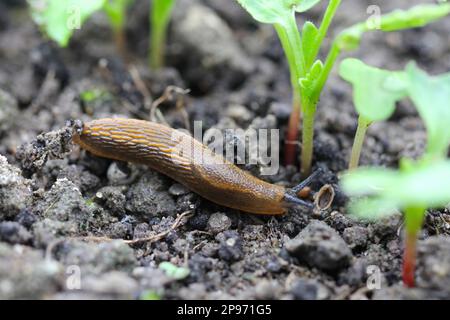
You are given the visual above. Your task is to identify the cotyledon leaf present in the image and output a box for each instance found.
[235,0,321,26]
[339,58,408,122]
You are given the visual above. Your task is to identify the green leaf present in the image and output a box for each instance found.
[80,88,107,103]
[342,160,450,219]
[139,290,162,300]
[290,0,322,13]
[299,59,323,99]
[336,4,450,52]
[348,197,400,221]
[159,262,190,280]
[28,0,106,47]
[103,0,133,31]
[339,58,408,122]
[152,0,176,26]
[341,167,399,197]
[378,3,450,32]
[235,0,321,26]
[150,0,176,68]
[302,21,319,67]
[335,24,365,51]
[406,63,450,159]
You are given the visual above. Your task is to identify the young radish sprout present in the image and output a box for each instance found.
[340,59,450,169]
[150,0,176,69]
[342,160,450,288]
[236,0,341,173]
[342,65,450,287]
[339,58,408,169]
[28,0,133,56]
[235,0,450,176]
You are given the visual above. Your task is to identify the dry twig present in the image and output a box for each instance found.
[45,211,193,260]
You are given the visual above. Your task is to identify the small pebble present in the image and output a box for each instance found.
[285,220,353,273]
[207,212,231,234]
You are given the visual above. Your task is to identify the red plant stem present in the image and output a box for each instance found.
[402,231,417,288]
[284,106,300,166]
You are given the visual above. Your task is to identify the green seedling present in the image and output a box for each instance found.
[341,63,450,287]
[339,58,408,169]
[139,289,163,300]
[340,59,450,169]
[150,0,176,69]
[80,88,109,103]
[236,0,339,174]
[103,0,134,56]
[406,63,450,160]
[28,0,105,47]
[28,0,133,56]
[342,159,450,287]
[235,0,450,176]
[159,261,190,280]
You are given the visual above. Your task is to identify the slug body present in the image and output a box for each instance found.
[73,118,289,214]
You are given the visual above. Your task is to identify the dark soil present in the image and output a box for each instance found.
[1,0,450,300]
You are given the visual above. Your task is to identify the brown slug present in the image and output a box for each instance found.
[72,118,320,215]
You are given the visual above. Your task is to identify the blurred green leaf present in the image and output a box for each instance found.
[159,262,190,280]
[342,160,450,220]
[335,24,365,51]
[139,290,162,300]
[347,197,400,221]
[103,0,133,31]
[337,4,450,51]
[406,63,450,159]
[28,0,106,47]
[152,0,176,27]
[339,58,408,122]
[341,167,399,197]
[80,88,107,103]
[378,3,450,32]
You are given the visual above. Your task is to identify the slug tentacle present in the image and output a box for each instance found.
[72,118,321,215]
[289,168,322,194]
[284,169,322,209]
[284,194,314,209]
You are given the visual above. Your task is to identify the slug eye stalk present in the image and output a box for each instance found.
[290,168,322,193]
[284,168,323,209]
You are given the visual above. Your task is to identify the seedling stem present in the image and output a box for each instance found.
[349,116,371,170]
[274,18,305,166]
[281,0,342,170]
[150,0,176,69]
[301,106,315,176]
[300,0,341,176]
[150,17,167,69]
[113,26,127,58]
[403,206,425,288]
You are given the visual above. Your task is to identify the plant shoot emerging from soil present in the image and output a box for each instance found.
[103,0,134,56]
[342,160,450,287]
[28,0,133,56]
[342,63,450,287]
[339,58,408,169]
[236,0,341,175]
[236,0,450,176]
[150,0,176,69]
[340,59,450,169]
